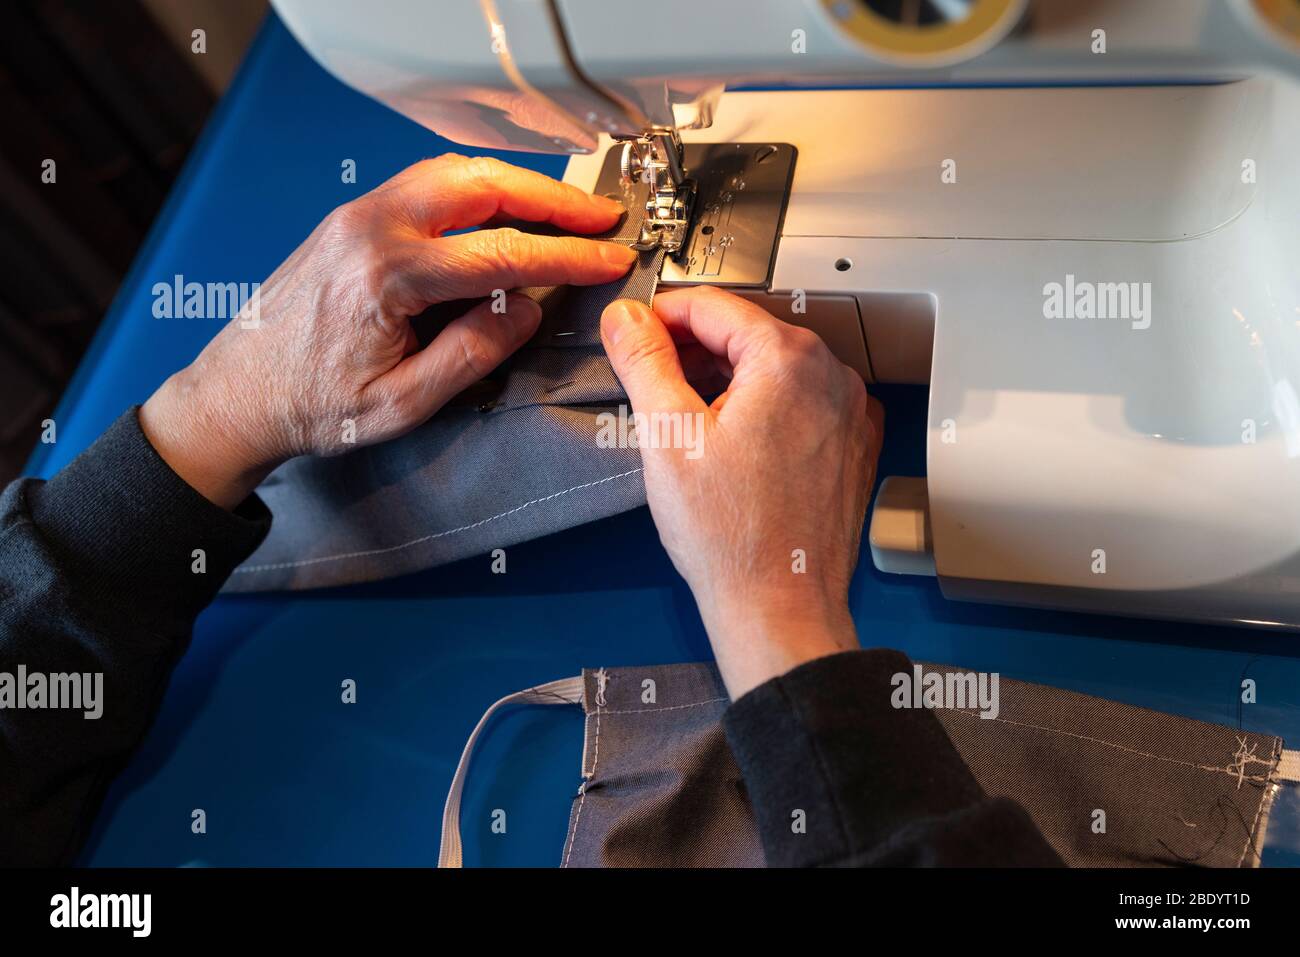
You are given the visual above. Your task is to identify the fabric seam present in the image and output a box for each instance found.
[559,681,728,868]
[1240,738,1284,867]
[592,697,729,717]
[233,467,645,574]
[563,703,602,868]
[948,708,1282,785]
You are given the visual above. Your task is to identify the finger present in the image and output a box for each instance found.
[601,299,707,417]
[861,393,886,501]
[677,341,734,384]
[380,153,467,189]
[650,286,788,370]
[387,155,626,235]
[865,392,886,451]
[402,228,636,303]
[370,293,543,426]
[366,153,468,200]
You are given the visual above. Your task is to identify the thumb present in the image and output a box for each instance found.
[601,299,706,416]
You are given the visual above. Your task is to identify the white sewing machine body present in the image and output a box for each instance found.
[273,0,1300,629]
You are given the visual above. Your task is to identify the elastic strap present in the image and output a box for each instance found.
[1277,749,1300,783]
[438,675,585,868]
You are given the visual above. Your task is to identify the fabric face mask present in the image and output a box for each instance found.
[440,661,1296,868]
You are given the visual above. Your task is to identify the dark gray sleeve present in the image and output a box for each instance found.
[0,407,270,865]
[723,649,1064,867]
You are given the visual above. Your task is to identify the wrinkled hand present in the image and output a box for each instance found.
[142,155,634,508]
[601,286,884,698]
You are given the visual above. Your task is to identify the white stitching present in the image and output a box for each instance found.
[595,697,729,716]
[1239,739,1283,867]
[1240,778,1269,868]
[233,467,644,574]
[559,693,728,868]
[563,704,601,869]
[949,709,1281,784]
[590,708,603,777]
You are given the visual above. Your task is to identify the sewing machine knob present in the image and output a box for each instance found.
[823,0,1026,66]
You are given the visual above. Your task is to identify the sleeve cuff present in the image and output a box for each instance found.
[25,406,271,624]
[723,649,989,867]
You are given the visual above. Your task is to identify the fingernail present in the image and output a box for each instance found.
[601,299,641,347]
[592,194,626,215]
[599,243,637,267]
[508,295,542,326]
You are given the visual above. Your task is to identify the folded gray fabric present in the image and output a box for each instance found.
[558,662,1283,868]
[225,187,660,592]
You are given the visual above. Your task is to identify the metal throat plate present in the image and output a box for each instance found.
[593,142,797,288]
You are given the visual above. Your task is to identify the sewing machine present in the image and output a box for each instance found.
[271,0,1300,631]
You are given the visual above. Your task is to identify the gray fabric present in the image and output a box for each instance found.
[225,187,660,592]
[930,666,1281,867]
[561,661,1283,868]
[561,664,763,868]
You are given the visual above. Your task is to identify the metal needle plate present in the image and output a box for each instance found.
[593,142,797,288]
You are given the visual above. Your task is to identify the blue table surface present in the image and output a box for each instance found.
[27,13,1300,867]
